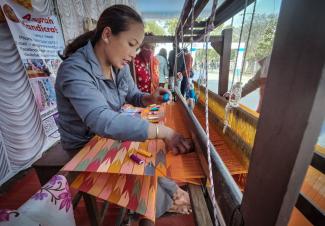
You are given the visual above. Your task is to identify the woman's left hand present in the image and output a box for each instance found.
[151,87,172,104]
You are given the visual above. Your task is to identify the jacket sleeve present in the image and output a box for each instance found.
[241,69,261,97]
[58,65,149,141]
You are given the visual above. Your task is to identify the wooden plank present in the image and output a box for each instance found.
[143,35,222,43]
[212,0,254,29]
[193,21,208,28]
[196,0,254,40]
[184,29,205,35]
[295,193,325,226]
[174,90,242,224]
[188,184,213,226]
[211,40,222,55]
[241,0,325,225]
[217,29,232,96]
[311,151,325,174]
[83,192,101,226]
[114,207,127,226]
[175,0,193,37]
[182,0,209,32]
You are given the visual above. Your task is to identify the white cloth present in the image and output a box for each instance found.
[0,0,55,185]
[56,0,136,44]
[0,175,75,226]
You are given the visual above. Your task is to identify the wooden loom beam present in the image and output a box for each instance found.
[175,0,193,38]
[196,0,255,41]
[174,89,242,225]
[211,28,232,96]
[143,35,222,44]
[188,184,214,226]
[241,0,325,225]
[181,0,210,34]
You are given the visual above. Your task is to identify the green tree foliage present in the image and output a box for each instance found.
[165,18,178,35]
[194,49,219,65]
[232,14,277,61]
[230,13,278,73]
[144,21,166,35]
[254,15,277,59]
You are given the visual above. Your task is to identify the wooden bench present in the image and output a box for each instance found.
[32,142,79,186]
[32,142,129,226]
[188,184,214,226]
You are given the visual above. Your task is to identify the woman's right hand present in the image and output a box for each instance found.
[163,127,192,155]
[147,124,192,154]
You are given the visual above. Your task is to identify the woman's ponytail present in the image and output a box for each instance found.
[60,30,96,60]
[60,5,143,60]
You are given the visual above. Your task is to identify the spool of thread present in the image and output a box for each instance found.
[162,93,170,102]
[137,149,152,157]
[148,115,159,120]
[129,153,144,165]
[148,119,159,123]
[149,111,158,115]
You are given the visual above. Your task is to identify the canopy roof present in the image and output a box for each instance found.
[136,0,212,19]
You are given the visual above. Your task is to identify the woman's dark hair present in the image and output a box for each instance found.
[61,5,143,59]
[158,48,167,60]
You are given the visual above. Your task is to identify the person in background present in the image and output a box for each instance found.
[186,79,198,110]
[156,48,168,88]
[150,43,160,93]
[168,43,185,90]
[225,55,270,113]
[181,48,193,97]
[134,33,159,94]
[241,55,270,113]
[55,5,191,225]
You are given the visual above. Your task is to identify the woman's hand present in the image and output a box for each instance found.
[163,127,192,155]
[151,87,172,104]
[142,87,172,106]
[147,124,192,155]
[223,92,235,100]
[176,72,183,81]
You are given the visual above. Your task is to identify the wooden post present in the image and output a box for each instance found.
[212,28,232,96]
[240,0,325,226]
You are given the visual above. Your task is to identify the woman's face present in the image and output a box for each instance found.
[103,22,144,69]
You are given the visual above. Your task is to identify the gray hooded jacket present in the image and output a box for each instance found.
[55,41,149,150]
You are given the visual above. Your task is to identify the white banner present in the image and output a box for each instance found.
[0,0,64,137]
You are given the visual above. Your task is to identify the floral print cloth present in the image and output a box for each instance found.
[134,55,151,93]
[0,175,75,226]
[134,55,159,94]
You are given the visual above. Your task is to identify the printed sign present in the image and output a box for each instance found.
[0,0,64,136]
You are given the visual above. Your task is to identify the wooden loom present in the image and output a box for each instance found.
[62,101,210,222]
[194,82,325,225]
[62,0,325,225]
[170,0,325,225]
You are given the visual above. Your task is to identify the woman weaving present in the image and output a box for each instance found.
[55,4,191,225]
